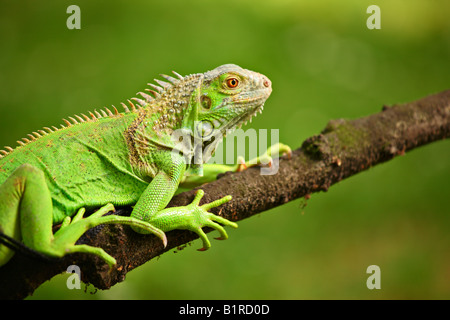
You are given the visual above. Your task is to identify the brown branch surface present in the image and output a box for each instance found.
[1,89,449,299]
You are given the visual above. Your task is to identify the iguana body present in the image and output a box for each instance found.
[0,64,285,268]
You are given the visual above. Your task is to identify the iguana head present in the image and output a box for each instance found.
[131,64,272,169]
[189,64,272,164]
[173,64,269,164]
[135,64,271,132]
[195,64,272,135]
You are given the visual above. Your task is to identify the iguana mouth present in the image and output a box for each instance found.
[198,100,265,164]
[232,92,270,129]
[216,102,266,136]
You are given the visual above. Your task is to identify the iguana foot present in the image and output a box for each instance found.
[236,142,292,171]
[149,190,237,251]
[190,190,237,251]
[52,204,167,267]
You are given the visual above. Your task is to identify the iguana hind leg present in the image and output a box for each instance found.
[0,164,166,268]
[0,163,55,267]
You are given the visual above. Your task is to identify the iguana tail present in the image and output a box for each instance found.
[0,231,60,263]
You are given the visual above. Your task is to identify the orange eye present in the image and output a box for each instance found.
[226,77,239,88]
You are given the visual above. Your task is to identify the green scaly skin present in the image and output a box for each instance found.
[0,64,290,268]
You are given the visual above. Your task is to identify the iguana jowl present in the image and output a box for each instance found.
[0,64,285,268]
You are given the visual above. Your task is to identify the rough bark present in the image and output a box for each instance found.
[0,89,449,299]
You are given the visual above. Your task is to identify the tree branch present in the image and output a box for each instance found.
[1,89,449,299]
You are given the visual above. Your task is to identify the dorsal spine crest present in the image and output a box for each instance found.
[0,69,189,159]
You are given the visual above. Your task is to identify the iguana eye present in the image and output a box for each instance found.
[226,77,239,89]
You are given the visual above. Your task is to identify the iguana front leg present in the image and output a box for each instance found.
[180,143,292,188]
[130,153,237,250]
[234,142,292,172]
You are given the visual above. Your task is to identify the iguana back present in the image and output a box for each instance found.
[0,112,147,223]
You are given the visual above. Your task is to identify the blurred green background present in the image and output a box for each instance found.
[0,0,449,299]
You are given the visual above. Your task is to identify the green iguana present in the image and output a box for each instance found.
[0,64,290,268]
